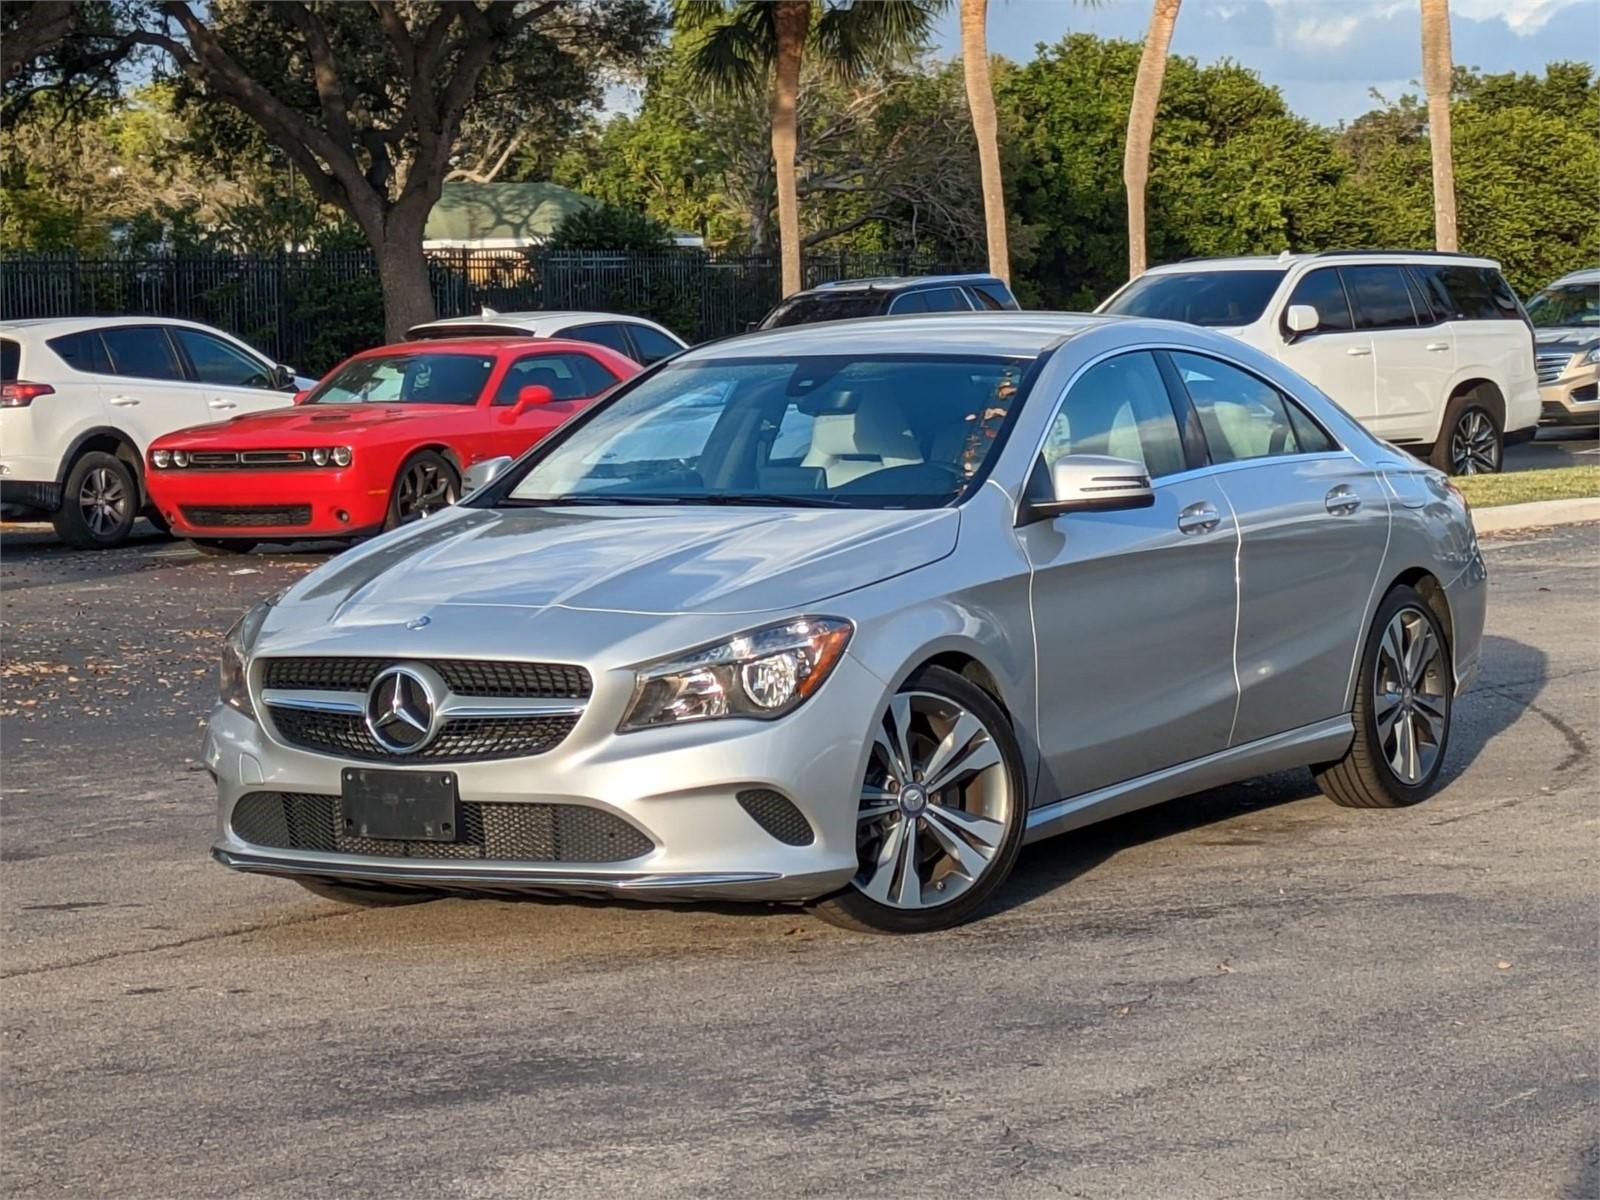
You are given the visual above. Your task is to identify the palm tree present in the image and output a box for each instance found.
[680,0,938,298]
[1420,0,1458,251]
[1123,0,1181,279]
[960,0,1007,283]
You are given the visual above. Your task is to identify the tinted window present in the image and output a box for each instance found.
[1526,282,1600,328]
[971,282,1019,311]
[887,291,929,315]
[1418,265,1509,321]
[759,292,885,328]
[502,354,1031,509]
[493,353,617,404]
[564,323,634,358]
[1173,352,1325,463]
[626,325,683,365]
[1043,352,1186,479]
[1102,270,1284,327]
[1342,266,1419,330]
[100,326,184,381]
[172,328,272,388]
[1,339,18,382]
[47,331,112,375]
[308,352,494,405]
[1286,269,1354,333]
[921,288,971,313]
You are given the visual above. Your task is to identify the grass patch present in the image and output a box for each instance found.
[1454,465,1600,508]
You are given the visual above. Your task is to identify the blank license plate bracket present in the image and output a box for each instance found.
[341,768,459,842]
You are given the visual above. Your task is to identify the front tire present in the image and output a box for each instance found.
[51,451,138,549]
[1430,398,1502,475]
[384,450,460,531]
[811,666,1027,934]
[293,877,442,908]
[1314,586,1452,808]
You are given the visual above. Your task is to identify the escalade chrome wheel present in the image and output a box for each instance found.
[813,666,1026,933]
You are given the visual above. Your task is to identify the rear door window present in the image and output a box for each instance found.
[969,282,1019,310]
[47,330,113,375]
[564,323,636,358]
[1172,351,1334,462]
[1342,266,1419,330]
[99,326,186,381]
[1285,268,1354,332]
[887,290,930,315]
[1,338,19,381]
[920,287,972,312]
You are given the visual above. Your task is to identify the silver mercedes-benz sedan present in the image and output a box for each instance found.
[207,313,1486,933]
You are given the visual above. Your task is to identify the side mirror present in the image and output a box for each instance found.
[501,383,554,423]
[269,363,296,391]
[1285,304,1320,335]
[461,455,514,497]
[1021,454,1154,523]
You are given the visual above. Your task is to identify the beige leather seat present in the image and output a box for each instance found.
[801,398,923,487]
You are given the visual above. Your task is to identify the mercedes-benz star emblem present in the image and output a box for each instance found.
[365,665,440,754]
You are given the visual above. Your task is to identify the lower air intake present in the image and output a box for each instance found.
[736,788,815,846]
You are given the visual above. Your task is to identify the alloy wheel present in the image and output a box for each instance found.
[78,466,129,537]
[852,690,1014,910]
[1449,410,1499,475]
[395,460,458,523]
[1372,606,1448,785]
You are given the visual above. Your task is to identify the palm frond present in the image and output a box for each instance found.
[677,0,777,98]
[814,0,942,82]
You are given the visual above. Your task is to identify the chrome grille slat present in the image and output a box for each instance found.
[1536,351,1571,385]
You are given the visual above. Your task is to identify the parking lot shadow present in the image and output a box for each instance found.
[994,632,1546,916]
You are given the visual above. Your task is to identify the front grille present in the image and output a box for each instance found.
[268,705,578,763]
[231,792,653,862]
[182,505,311,528]
[737,788,815,846]
[1536,352,1571,385]
[184,450,316,470]
[262,657,591,699]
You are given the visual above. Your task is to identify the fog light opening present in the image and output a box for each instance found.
[334,509,351,524]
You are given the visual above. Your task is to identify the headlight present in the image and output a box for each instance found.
[172,450,190,467]
[152,449,172,468]
[619,617,853,732]
[219,594,279,718]
[1583,347,1599,366]
[311,447,330,466]
[331,445,352,466]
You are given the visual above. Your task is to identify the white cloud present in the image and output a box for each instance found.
[1282,13,1362,50]
[1453,0,1588,35]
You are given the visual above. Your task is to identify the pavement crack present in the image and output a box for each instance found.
[0,908,346,980]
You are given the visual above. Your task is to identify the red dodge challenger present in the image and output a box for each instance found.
[146,337,639,553]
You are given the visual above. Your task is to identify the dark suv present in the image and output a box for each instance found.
[757,275,1020,330]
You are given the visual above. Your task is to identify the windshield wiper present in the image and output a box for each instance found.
[677,493,856,508]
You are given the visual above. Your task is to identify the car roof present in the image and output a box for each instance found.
[1546,267,1600,287]
[680,312,1115,361]
[0,315,243,337]
[353,336,602,357]
[799,274,1007,295]
[1143,250,1499,275]
[408,311,678,335]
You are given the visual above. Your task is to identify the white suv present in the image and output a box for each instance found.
[1099,251,1540,474]
[0,317,310,548]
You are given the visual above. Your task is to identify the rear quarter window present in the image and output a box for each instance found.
[1,338,18,382]
[47,331,113,374]
[1419,265,1515,321]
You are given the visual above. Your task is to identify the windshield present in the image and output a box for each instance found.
[307,352,495,405]
[1525,283,1600,328]
[498,353,1033,510]
[1102,269,1284,327]
[759,292,884,329]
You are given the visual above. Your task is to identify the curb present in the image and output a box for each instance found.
[1473,496,1600,537]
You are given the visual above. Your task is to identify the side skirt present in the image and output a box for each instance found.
[1023,716,1354,845]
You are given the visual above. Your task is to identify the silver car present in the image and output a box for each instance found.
[207,314,1486,933]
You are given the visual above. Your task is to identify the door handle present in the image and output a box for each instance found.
[1325,485,1362,515]
[108,395,140,406]
[1177,501,1221,534]
[1425,342,1450,352]
[1345,346,1372,357]
[208,400,237,410]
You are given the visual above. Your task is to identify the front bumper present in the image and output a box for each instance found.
[1537,366,1600,426]
[150,465,390,539]
[204,653,886,904]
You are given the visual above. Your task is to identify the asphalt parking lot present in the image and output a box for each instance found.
[1,518,1596,1199]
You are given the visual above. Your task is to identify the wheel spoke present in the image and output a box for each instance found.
[921,712,982,787]
[856,817,904,905]
[1381,617,1406,680]
[921,807,992,879]
[1375,690,1403,740]
[926,738,1002,795]
[892,816,922,908]
[885,694,916,782]
[857,801,899,823]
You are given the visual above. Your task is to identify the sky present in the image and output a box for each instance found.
[927,0,1600,127]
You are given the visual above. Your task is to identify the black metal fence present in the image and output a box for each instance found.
[0,248,972,374]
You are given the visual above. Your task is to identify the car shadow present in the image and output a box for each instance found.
[992,632,1545,915]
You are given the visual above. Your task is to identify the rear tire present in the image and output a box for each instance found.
[1429,397,1502,475]
[51,451,138,549]
[293,877,442,908]
[811,666,1027,934]
[190,538,259,556]
[1314,585,1452,808]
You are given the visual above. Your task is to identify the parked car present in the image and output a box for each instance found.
[0,317,309,548]
[1525,266,1600,429]
[407,310,686,365]
[756,274,1020,330]
[1098,250,1540,475]
[146,337,638,554]
[207,312,1484,934]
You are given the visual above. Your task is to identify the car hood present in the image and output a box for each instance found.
[279,503,959,620]
[154,403,466,447]
[1535,328,1600,353]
